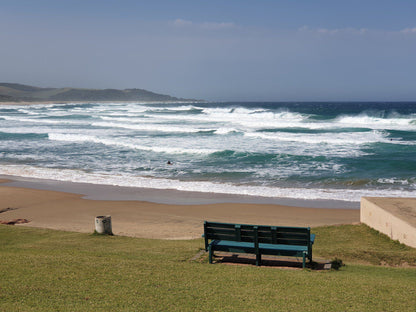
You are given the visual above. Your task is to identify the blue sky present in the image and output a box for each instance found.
[1,0,416,101]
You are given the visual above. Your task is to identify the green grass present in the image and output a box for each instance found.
[1,224,415,311]
[313,224,416,266]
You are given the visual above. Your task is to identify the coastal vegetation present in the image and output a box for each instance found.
[0,82,192,102]
[0,224,415,311]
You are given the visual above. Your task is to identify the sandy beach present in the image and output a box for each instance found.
[0,178,360,239]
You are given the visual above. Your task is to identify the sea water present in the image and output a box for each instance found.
[0,101,415,203]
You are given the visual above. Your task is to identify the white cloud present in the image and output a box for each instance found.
[201,22,236,30]
[173,19,193,27]
[299,26,416,36]
[299,26,368,35]
[401,27,416,33]
[317,28,340,34]
[173,19,236,30]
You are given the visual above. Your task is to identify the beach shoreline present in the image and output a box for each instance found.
[0,174,359,208]
[0,175,360,239]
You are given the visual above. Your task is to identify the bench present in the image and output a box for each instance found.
[203,221,315,268]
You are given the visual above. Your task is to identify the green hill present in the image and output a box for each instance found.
[0,83,193,102]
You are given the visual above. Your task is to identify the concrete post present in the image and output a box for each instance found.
[95,215,113,235]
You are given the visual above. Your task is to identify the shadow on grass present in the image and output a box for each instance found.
[208,253,331,270]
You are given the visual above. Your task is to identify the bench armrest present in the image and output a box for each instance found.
[310,234,316,244]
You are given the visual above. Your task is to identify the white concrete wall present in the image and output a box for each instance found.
[360,197,416,248]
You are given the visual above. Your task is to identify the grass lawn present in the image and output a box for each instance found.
[1,224,415,311]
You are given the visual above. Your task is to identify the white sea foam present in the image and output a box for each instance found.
[122,106,416,132]
[336,115,416,131]
[377,178,416,186]
[244,130,391,145]
[99,116,153,123]
[214,127,240,134]
[47,133,218,154]
[92,121,214,133]
[146,105,199,112]
[17,108,41,115]
[200,108,307,129]
[1,165,416,202]
[0,115,88,125]
[142,107,307,130]
[0,127,49,134]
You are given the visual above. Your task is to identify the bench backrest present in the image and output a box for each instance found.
[204,221,311,249]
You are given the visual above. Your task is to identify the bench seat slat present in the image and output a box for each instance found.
[207,222,308,232]
[207,234,252,241]
[257,240,309,246]
[257,232,309,238]
[206,223,239,229]
[211,240,308,252]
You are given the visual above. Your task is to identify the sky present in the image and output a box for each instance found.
[1,0,416,101]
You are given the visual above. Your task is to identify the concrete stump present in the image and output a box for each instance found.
[95,215,113,235]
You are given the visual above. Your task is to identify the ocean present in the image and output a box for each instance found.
[1,101,416,204]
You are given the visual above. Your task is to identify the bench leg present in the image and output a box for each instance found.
[256,253,261,266]
[302,252,306,269]
[208,245,213,264]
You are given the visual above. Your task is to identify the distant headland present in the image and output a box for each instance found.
[0,82,198,103]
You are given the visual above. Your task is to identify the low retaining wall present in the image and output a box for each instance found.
[360,197,416,248]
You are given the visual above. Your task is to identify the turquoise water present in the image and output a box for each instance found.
[1,101,416,202]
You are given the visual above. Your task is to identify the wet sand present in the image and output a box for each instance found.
[0,178,360,239]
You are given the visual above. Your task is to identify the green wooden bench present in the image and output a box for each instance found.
[203,221,315,268]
